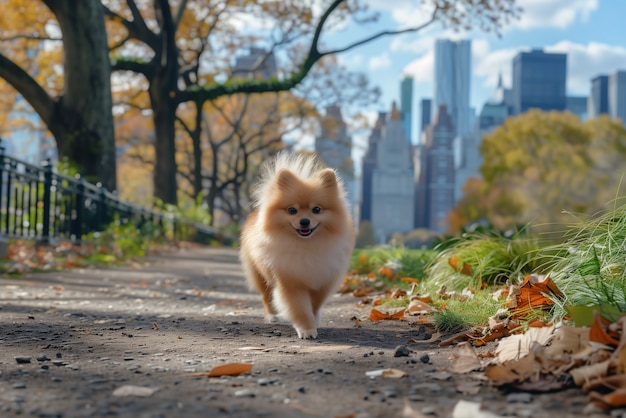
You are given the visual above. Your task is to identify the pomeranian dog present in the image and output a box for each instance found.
[239,152,355,339]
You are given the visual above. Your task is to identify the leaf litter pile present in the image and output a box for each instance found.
[340,202,626,414]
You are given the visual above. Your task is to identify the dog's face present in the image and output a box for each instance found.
[263,168,346,239]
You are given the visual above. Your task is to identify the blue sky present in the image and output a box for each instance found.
[322,0,626,144]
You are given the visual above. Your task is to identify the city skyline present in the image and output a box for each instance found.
[323,0,625,144]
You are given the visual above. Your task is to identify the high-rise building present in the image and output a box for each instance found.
[419,98,432,137]
[416,105,455,233]
[370,103,415,242]
[609,70,626,124]
[588,75,609,119]
[359,112,385,223]
[232,47,277,80]
[315,104,356,217]
[432,39,472,138]
[566,96,588,119]
[512,49,566,115]
[400,76,414,144]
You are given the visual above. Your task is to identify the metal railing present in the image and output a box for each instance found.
[0,144,218,244]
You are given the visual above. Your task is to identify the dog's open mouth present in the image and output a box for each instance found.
[294,225,318,237]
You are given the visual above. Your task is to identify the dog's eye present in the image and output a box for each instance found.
[287,207,297,215]
[312,206,321,214]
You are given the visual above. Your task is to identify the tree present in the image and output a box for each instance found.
[0,0,117,190]
[477,110,626,233]
[104,0,520,205]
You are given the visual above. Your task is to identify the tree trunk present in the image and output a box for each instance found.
[44,0,117,191]
[151,100,178,205]
[150,0,180,205]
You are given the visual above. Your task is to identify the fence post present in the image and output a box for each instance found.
[0,140,6,257]
[40,159,53,245]
[73,175,85,243]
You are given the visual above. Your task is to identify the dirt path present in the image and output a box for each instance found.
[0,247,595,417]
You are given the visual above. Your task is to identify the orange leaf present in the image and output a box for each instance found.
[201,363,253,378]
[512,275,563,313]
[448,255,459,270]
[379,266,394,279]
[460,262,472,276]
[590,311,620,346]
[400,277,420,284]
[369,308,405,322]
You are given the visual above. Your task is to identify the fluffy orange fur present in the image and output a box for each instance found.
[239,152,355,339]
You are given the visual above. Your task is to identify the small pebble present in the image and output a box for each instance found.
[420,354,430,364]
[394,345,410,357]
[234,389,256,398]
[15,356,31,364]
[507,392,533,403]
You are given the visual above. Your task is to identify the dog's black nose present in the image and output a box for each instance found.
[299,218,311,227]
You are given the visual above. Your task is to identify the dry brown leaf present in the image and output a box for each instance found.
[448,342,482,374]
[590,387,626,409]
[406,299,435,315]
[409,332,442,344]
[484,349,538,386]
[544,325,590,357]
[369,307,406,322]
[570,359,610,387]
[495,326,555,362]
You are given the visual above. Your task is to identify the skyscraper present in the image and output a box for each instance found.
[588,75,609,119]
[609,70,626,124]
[512,49,566,115]
[400,76,414,144]
[416,105,456,233]
[370,103,415,242]
[432,39,471,137]
[419,98,432,137]
[315,104,356,217]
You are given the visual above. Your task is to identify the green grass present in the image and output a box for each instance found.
[425,235,548,293]
[433,289,503,333]
[541,200,626,322]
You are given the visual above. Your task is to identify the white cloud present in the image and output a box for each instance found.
[473,40,518,93]
[514,0,598,30]
[546,41,626,94]
[402,53,433,83]
[368,52,392,70]
[472,39,626,103]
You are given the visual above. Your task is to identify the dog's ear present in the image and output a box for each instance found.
[315,169,338,190]
[275,169,298,190]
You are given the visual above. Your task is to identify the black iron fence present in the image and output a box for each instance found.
[0,144,218,245]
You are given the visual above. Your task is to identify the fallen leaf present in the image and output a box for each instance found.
[544,325,589,357]
[590,387,626,409]
[369,308,406,322]
[448,342,482,374]
[409,332,442,344]
[495,326,555,362]
[590,311,620,346]
[570,359,610,387]
[406,299,435,315]
[195,363,253,378]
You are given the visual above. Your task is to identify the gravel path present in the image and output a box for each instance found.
[0,247,597,417]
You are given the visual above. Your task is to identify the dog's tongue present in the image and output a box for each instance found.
[299,228,311,236]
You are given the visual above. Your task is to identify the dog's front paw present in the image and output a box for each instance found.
[295,327,318,339]
[264,314,277,323]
